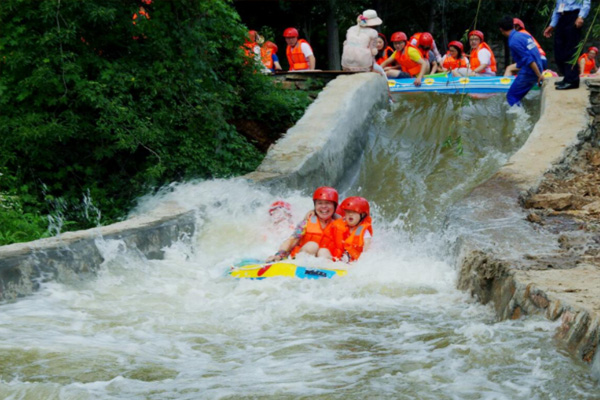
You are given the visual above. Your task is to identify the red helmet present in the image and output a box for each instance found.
[513,18,525,30]
[448,40,464,52]
[269,200,291,215]
[589,46,599,54]
[265,41,278,53]
[313,186,338,204]
[248,30,258,41]
[141,0,152,4]
[283,27,299,38]
[340,197,370,215]
[419,32,434,48]
[468,30,484,41]
[391,31,407,42]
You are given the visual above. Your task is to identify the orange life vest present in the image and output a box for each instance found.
[286,39,311,71]
[243,40,260,59]
[376,46,394,65]
[469,42,497,73]
[132,6,150,25]
[521,29,546,57]
[442,53,468,70]
[394,43,428,77]
[290,215,328,257]
[320,217,372,261]
[261,46,274,70]
[579,53,596,74]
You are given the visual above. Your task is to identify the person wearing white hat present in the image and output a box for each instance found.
[341,9,385,74]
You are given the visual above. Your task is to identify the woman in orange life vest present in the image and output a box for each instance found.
[375,33,394,65]
[266,187,339,262]
[261,41,283,73]
[455,30,497,77]
[283,27,316,71]
[579,46,598,75]
[381,32,433,86]
[505,18,548,76]
[319,197,373,263]
[440,41,469,74]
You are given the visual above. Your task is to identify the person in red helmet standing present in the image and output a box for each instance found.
[578,46,598,75]
[381,31,432,86]
[266,187,338,262]
[457,30,497,77]
[440,41,469,74]
[319,196,373,262]
[283,27,316,71]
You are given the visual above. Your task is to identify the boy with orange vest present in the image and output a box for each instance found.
[380,32,432,86]
[283,27,316,71]
[319,197,373,263]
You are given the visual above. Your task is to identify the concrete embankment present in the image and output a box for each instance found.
[451,80,600,369]
[0,73,388,302]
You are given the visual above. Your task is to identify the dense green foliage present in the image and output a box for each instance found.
[0,0,310,245]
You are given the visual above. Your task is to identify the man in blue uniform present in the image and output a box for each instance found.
[498,16,544,106]
[543,0,591,90]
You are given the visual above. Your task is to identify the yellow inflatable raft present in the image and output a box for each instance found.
[228,259,348,280]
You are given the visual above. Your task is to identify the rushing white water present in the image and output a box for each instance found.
[0,93,597,399]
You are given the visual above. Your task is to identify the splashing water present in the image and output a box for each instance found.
[0,93,597,399]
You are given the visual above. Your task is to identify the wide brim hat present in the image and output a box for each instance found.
[360,9,382,27]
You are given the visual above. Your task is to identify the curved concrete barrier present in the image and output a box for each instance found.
[0,73,388,302]
[450,80,600,367]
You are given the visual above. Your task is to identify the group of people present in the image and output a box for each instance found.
[242,28,316,73]
[242,0,593,105]
[266,187,372,264]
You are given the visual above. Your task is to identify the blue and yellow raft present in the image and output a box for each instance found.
[228,259,348,280]
[388,75,516,94]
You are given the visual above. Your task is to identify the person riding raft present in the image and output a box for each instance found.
[375,33,394,65]
[380,31,433,86]
[440,41,469,73]
[266,187,338,262]
[454,30,497,77]
[319,196,373,262]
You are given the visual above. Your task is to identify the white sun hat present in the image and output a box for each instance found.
[358,9,382,27]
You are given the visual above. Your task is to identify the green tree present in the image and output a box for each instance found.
[0,0,310,244]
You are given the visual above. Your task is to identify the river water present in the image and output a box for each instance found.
[0,92,598,399]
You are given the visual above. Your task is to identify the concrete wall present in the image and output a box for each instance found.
[450,80,600,366]
[245,73,388,190]
[0,73,388,302]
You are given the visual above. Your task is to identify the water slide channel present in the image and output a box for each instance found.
[0,90,598,399]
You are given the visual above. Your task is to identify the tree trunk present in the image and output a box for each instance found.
[327,0,340,70]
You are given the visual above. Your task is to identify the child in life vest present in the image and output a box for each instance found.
[318,196,372,263]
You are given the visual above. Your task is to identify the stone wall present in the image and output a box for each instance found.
[452,80,600,367]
